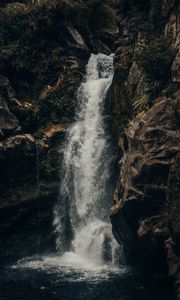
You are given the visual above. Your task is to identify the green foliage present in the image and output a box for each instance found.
[0,1,88,96]
[39,86,78,124]
[126,0,166,38]
[134,37,177,80]
[89,1,118,32]
[0,5,28,46]
[0,0,119,124]
[132,94,149,110]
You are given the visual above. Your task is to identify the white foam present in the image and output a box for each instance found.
[10,254,130,283]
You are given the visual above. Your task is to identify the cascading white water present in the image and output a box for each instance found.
[54,53,118,268]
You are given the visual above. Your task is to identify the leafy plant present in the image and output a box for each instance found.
[134,37,177,80]
[132,94,149,110]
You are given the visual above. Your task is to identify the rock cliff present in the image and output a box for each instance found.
[109,0,180,298]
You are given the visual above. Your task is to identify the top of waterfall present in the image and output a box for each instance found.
[86,53,114,80]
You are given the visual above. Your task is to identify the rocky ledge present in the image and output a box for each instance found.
[110,90,180,297]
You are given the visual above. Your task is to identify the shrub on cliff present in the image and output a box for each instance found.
[88,0,118,31]
[0,4,28,46]
[134,37,177,80]
[0,0,119,124]
[0,1,89,97]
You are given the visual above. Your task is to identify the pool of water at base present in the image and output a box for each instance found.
[0,255,175,300]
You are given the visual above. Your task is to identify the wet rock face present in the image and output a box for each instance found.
[0,81,66,260]
[110,91,180,294]
[111,92,180,239]
[109,1,180,297]
[0,130,63,261]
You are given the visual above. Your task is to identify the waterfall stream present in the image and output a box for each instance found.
[5,54,173,300]
[54,53,118,268]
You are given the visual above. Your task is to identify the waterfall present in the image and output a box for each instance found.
[54,53,118,268]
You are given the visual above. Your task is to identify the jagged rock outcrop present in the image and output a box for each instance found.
[107,0,179,131]
[110,90,180,296]
[109,0,180,298]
